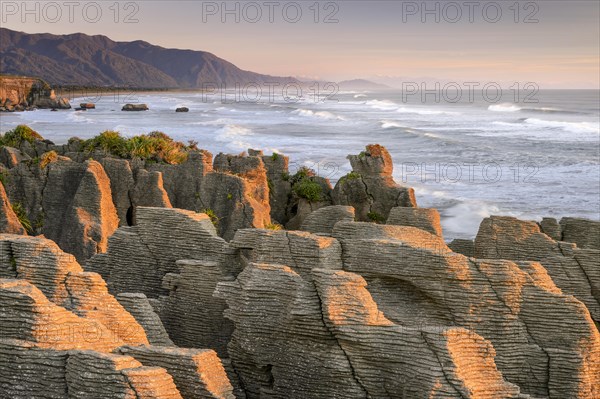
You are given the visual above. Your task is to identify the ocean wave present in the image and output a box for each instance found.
[292,108,344,120]
[215,124,254,150]
[380,120,405,129]
[524,118,599,134]
[488,103,521,112]
[366,99,398,110]
[67,112,94,124]
[354,94,367,98]
[396,107,460,116]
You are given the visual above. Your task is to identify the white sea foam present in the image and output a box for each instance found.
[354,94,367,98]
[523,118,599,134]
[396,107,460,116]
[292,109,344,120]
[488,103,522,112]
[380,120,404,129]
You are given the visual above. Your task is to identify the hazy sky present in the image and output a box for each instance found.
[2,1,599,88]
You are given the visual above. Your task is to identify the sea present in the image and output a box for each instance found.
[1,88,598,240]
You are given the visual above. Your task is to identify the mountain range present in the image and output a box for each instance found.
[0,28,297,89]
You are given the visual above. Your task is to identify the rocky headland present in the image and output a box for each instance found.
[0,75,71,112]
[0,125,599,398]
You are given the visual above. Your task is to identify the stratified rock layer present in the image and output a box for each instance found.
[474,215,600,324]
[332,144,416,221]
[0,182,25,234]
[387,206,443,237]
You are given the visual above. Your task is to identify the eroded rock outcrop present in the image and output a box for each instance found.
[332,144,416,222]
[0,182,25,234]
[387,206,443,237]
[332,221,600,398]
[87,207,237,355]
[474,215,600,324]
[0,233,235,399]
[300,205,355,234]
[119,345,235,399]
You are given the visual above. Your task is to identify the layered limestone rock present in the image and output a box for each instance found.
[387,206,443,237]
[0,76,70,111]
[332,144,416,222]
[258,151,292,224]
[42,158,119,262]
[117,293,174,346]
[311,269,527,398]
[65,351,183,399]
[87,207,237,355]
[0,233,236,399]
[474,215,600,324]
[448,238,475,257]
[300,205,355,234]
[0,182,26,234]
[332,221,600,398]
[99,158,172,227]
[215,258,527,398]
[560,217,600,250]
[2,156,119,262]
[1,234,149,346]
[119,345,235,399]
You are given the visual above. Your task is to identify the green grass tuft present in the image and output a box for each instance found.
[0,125,43,147]
[367,211,386,224]
[202,208,219,227]
[293,178,323,202]
[12,202,33,234]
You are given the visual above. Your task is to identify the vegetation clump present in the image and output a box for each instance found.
[39,151,58,168]
[367,211,386,224]
[12,202,33,234]
[81,130,192,165]
[202,208,219,227]
[0,125,43,147]
[293,178,323,202]
[265,222,283,231]
[339,171,361,184]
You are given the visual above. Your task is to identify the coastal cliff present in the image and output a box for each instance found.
[1,128,599,398]
[0,75,70,111]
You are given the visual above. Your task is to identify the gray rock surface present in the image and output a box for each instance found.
[387,206,443,237]
[117,293,174,346]
[300,205,355,234]
[474,215,600,325]
[332,144,416,222]
[332,221,600,398]
[119,345,235,399]
[0,182,26,234]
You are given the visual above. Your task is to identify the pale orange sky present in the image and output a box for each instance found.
[2,0,599,88]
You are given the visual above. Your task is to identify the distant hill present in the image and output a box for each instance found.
[337,79,391,91]
[0,28,297,89]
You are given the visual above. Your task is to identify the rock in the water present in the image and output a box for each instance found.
[175,107,189,112]
[122,103,149,111]
[387,206,443,237]
[300,205,355,234]
[80,103,96,109]
[332,144,416,222]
